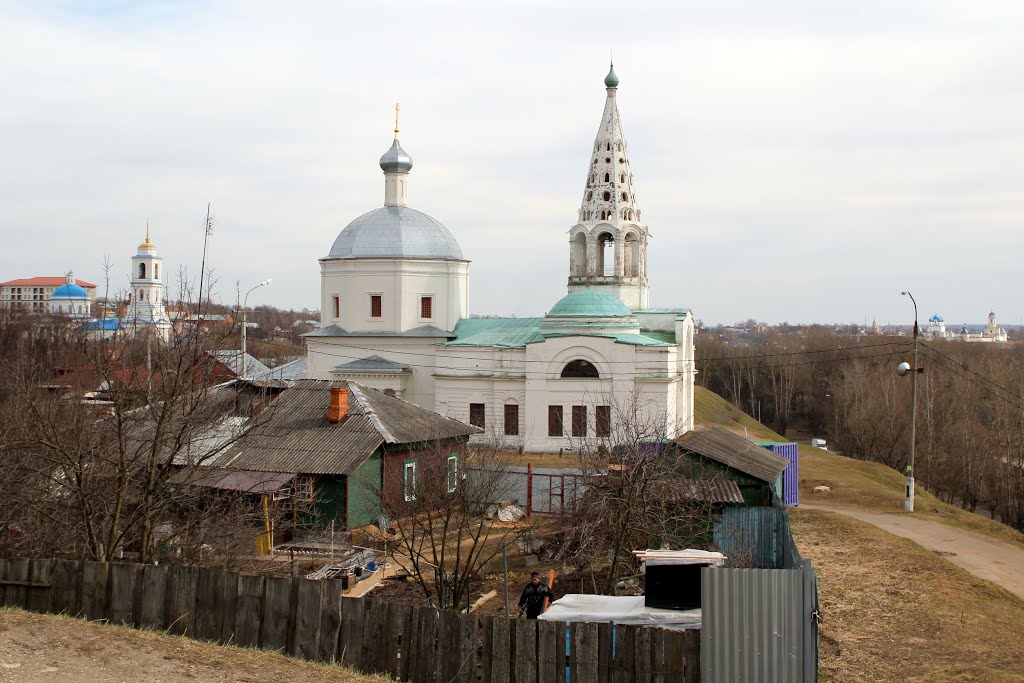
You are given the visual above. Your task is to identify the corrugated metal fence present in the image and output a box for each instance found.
[713,507,788,569]
[703,504,819,682]
[701,562,818,682]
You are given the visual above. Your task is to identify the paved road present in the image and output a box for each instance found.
[800,503,1024,600]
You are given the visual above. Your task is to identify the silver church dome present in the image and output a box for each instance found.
[325,206,465,260]
[379,139,413,173]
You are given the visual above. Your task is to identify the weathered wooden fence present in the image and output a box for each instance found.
[0,557,700,681]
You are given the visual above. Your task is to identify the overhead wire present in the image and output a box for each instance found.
[253,336,912,379]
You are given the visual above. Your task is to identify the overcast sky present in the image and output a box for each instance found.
[2,1,1021,325]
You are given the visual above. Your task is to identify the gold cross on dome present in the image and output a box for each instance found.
[394,102,400,139]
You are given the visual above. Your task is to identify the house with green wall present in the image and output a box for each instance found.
[190,379,480,532]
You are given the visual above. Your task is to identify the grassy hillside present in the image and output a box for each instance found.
[794,510,1024,682]
[695,386,1024,548]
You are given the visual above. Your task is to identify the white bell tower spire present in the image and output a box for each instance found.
[127,222,171,339]
[567,63,650,310]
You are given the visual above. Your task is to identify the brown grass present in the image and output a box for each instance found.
[0,607,390,682]
[793,509,1024,683]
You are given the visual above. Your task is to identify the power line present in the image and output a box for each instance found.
[919,340,1024,404]
[253,337,912,379]
[917,348,1024,411]
[253,332,910,369]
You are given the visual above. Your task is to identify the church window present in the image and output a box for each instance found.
[548,405,563,437]
[572,405,587,437]
[586,191,592,201]
[596,405,611,437]
[602,191,611,201]
[333,296,340,319]
[139,263,146,279]
[605,157,611,164]
[604,173,610,183]
[154,264,159,279]
[622,192,628,201]
[504,404,519,436]
[619,158,624,164]
[370,295,382,318]
[571,233,587,276]
[561,359,600,378]
[469,403,485,428]
[606,142,611,151]
[420,296,433,319]
[620,173,626,183]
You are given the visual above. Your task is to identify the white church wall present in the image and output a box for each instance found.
[305,336,442,409]
[320,258,468,334]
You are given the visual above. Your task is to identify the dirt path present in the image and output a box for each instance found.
[800,502,1024,599]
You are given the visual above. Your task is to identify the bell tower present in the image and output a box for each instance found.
[127,222,170,338]
[567,63,650,310]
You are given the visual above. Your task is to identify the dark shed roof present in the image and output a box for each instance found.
[650,478,745,505]
[675,427,789,484]
[210,380,480,476]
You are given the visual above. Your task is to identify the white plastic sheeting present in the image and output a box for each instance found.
[635,548,726,570]
[538,594,701,631]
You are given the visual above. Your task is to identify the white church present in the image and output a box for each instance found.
[305,65,697,452]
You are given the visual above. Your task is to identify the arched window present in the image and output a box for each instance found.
[622,192,628,201]
[586,191,593,201]
[139,263,146,279]
[561,359,600,378]
[606,142,611,151]
[571,232,587,277]
[620,173,626,183]
[154,263,159,279]
[604,173,610,183]
[596,231,614,274]
[624,232,640,276]
[602,191,611,201]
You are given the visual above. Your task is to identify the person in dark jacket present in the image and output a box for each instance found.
[518,572,553,619]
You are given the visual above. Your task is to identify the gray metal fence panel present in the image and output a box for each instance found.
[465,465,584,515]
[713,506,788,569]
[701,567,804,683]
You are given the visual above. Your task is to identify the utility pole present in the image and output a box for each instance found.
[900,291,919,512]
[241,278,272,378]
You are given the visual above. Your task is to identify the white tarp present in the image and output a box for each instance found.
[538,594,701,631]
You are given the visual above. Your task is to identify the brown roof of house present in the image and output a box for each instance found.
[210,379,481,476]
[675,427,789,484]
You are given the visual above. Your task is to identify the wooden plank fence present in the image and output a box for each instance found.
[0,557,700,681]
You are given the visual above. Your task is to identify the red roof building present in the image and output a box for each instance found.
[1,276,99,314]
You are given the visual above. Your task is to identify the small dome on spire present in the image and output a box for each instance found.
[379,139,413,174]
[604,63,619,88]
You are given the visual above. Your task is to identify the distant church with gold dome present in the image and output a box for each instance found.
[304,66,697,452]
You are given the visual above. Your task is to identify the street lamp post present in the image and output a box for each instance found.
[241,278,272,378]
[900,290,919,512]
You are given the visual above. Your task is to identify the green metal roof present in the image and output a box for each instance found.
[635,308,691,315]
[444,318,543,348]
[548,290,632,318]
[443,318,676,349]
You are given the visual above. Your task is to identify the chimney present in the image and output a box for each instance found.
[328,386,348,424]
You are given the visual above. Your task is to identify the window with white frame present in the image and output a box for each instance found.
[403,460,418,502]
[446,453,459,493]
